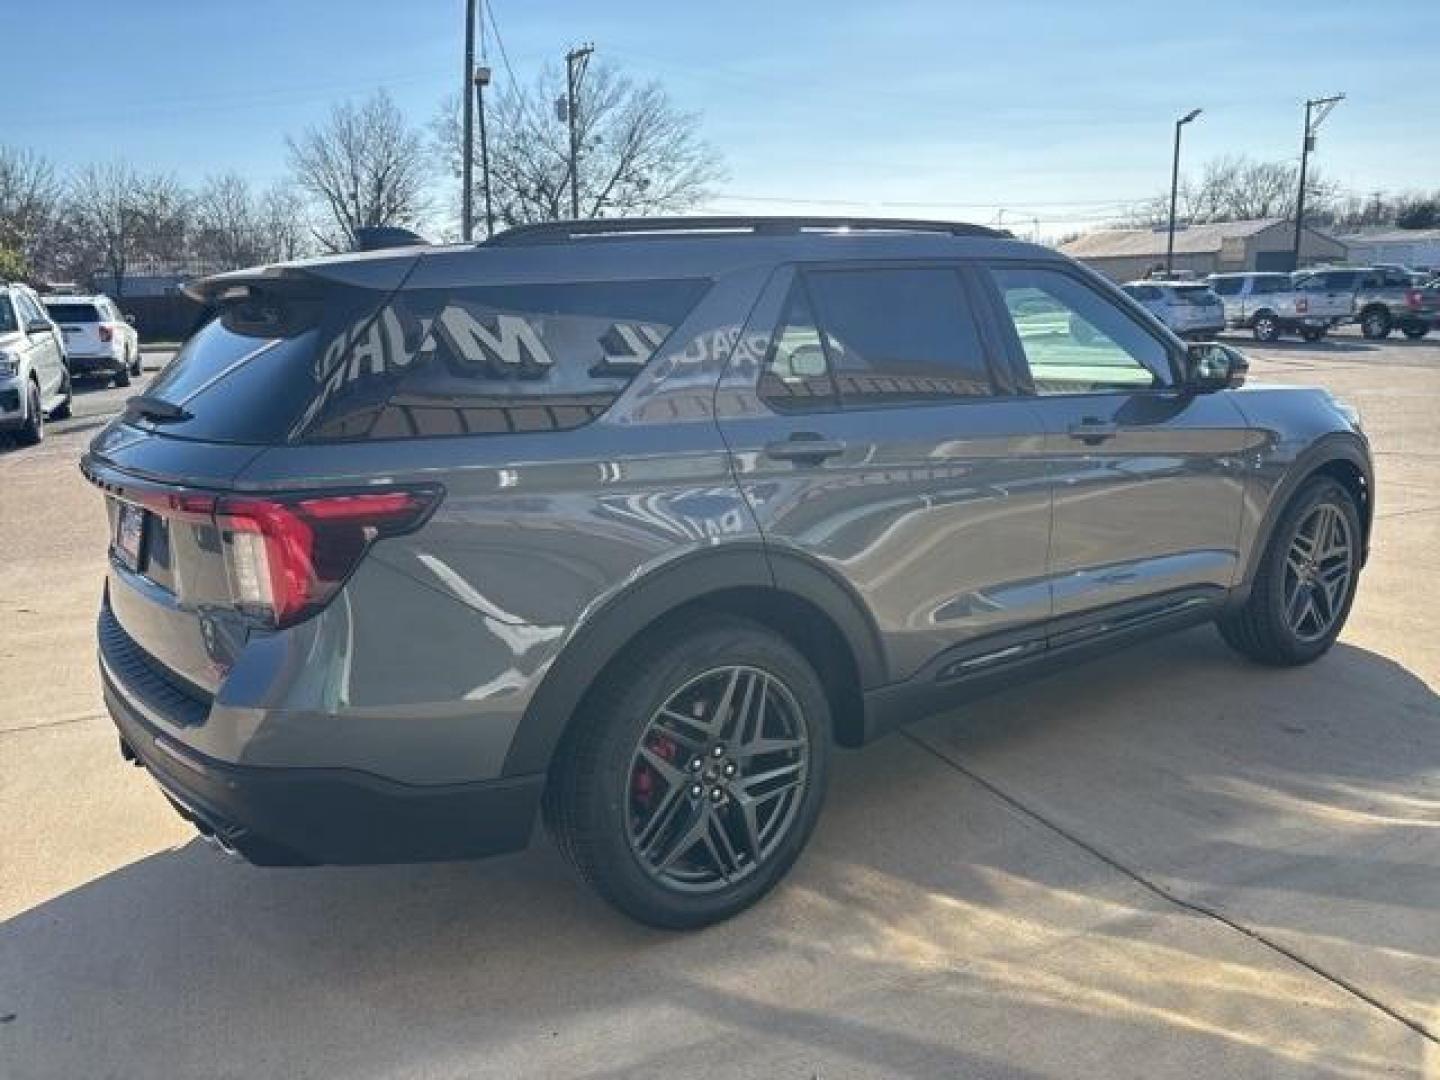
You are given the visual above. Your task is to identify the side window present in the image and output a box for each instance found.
[1210,278,1241,297]
[805,267,993,405]
[989,266,1172,395]
[758,279,838,411]
[302,278,708,441]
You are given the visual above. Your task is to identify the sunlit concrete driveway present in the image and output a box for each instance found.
[1,334,1436,1079]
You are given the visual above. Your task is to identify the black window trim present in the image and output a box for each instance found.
[755,258,1015,416]
[972,258,1185,398]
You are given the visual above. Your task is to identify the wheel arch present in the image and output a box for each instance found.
[1237,434,1374,599]
[501,545,886,778]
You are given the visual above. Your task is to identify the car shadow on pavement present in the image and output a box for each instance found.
[1,631,1434,1078]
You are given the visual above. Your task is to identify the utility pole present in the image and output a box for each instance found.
[461,0,477,241]
[564,44,594,220]
[1292,94,1344,271]
[474,62,494,236]
[1165,108,1202,276]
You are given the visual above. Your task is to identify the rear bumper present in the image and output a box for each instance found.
[99,614,543,867]
[68,353,124,373]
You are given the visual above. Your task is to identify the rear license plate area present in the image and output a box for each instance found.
[115,501,148,572]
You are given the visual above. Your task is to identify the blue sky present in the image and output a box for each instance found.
[9,0,1436,236]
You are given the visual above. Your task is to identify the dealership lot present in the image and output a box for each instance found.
[1,333,1436,1078]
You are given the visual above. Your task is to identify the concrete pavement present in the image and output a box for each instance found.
[1,333,1436,1079]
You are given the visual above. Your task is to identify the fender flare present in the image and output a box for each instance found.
[1235,432,1373,600]
[500,542,886,777]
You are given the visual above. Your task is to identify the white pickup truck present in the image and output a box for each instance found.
[1206,272,1350,342]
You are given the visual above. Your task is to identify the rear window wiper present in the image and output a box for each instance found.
[124,394,193,423]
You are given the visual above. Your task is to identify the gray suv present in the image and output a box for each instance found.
[84,218,1373,928]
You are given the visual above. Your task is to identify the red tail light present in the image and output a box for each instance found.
[1295,297,1308,314]
[1405,288,1422,310]
[99,325,113,342]
[215,487,442,627]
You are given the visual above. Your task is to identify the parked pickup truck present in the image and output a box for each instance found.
[1294,266,1440,340]
[1206,272,1347,342]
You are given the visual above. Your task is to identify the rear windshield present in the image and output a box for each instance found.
[43,303,101,322]
[137,276,708,444]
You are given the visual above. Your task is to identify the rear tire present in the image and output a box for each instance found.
[1401,324,1428,340]
[1252,312,1281,342]
[1360,308,1391,340]
[15,381,44,446]
[130,348,142,376]
[113,362,132,388]
[1218,477,1361,666]
[1299,327,1325,342]
[544,613,831,929]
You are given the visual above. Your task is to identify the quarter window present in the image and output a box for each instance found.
[0,294,17,334]
[989,266,1171,394]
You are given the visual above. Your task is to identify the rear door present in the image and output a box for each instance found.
[717,262,1053,683]
[1295,270,1358,322]
[980,262,1251,629]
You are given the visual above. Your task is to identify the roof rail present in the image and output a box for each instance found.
[485,216,1009,246]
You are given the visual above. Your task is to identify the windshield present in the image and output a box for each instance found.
[43,303,101,322]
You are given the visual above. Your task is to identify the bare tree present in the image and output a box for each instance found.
[258,182,310,261]
[287,90,428,251]
[66,163,191,295]
[434,62,724,232]
[194,172,264,267]
[0,146,64,277]
[1120,155,1336,229]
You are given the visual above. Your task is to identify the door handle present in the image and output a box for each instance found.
[764,432,846,465]
[1067,418,1118,444]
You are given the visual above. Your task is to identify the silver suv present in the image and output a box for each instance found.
[0,281,72,445]
[1120,280,1226,339]
[84,217,1373,927]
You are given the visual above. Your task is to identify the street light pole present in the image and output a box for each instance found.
[1166,108,1202,276]
[1292,94,1344,271]
[565,44,594,220]
[461,0,476,241]
[474,64,494,237]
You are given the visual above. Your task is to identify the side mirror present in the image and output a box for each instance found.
[24,318,52,337]
[1186,341,1248,391]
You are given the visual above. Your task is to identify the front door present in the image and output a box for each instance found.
[981,263,1252,626]
[715,263,1053,684]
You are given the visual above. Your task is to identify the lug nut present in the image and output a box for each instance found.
[688,758,703,772]
[722,762,737,778]
[710,788,725,803]
[689,783,703,798]
[711,745,725,758]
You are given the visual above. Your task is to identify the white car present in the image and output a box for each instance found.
[1120,280,1227,340]
[0,282,72,445]
[40,293,141,386]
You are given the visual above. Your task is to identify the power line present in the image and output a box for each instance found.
[484,0,519,87]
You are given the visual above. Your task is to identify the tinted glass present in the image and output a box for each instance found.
[44,303,100,322]
[135,283,388,444]
[990,265,1170,394]
[0,295,16,334]
[759,280,838,412]
[304,279,707,441]
[1252,275,1288,295]
[1209,278,1242,296]
[804,267,992,405]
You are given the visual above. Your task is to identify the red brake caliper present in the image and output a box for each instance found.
[633,735,678,802]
